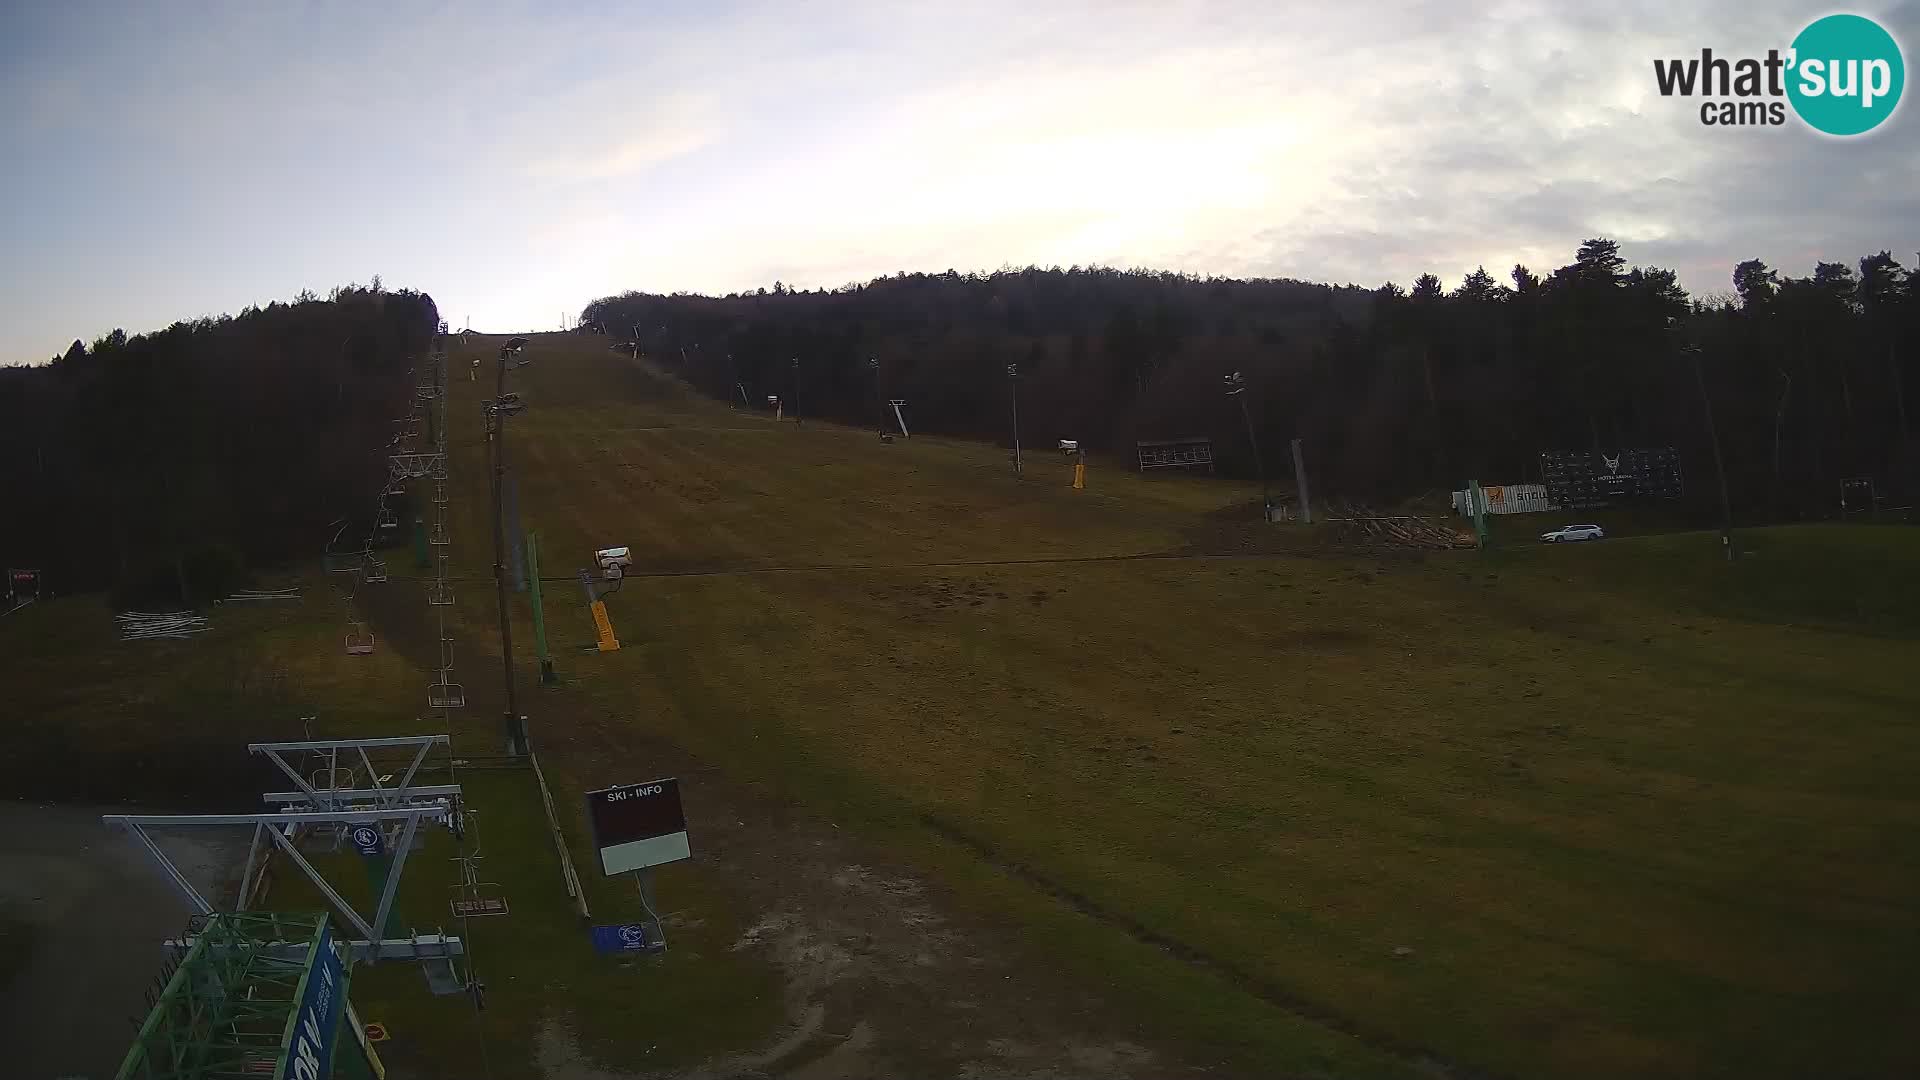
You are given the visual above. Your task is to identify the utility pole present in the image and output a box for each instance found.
[1687,343,1735,562]
[1225,372,1270,521]
[869,357,884,434]
[1007,363,1022,477]
[1290,437,1313,524]
[790,358,801,425]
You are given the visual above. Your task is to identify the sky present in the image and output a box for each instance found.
[2,0,1916,364]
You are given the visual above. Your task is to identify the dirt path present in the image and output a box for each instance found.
[355,569,1218,1079]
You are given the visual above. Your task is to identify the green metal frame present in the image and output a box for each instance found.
[115,911,351,1080]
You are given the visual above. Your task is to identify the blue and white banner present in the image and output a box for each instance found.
[279,925,347,1080]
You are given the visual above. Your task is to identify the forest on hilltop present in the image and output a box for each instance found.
[2,239,1913,607]
[0,284,441,604]
[584,240,1918,520]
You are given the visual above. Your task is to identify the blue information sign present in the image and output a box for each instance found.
[590,923,662,955]
[279,925,347,1080]
[349,824,385,858]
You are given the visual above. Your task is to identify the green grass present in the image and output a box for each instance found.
[263,769,781,1078]
[0,573,418,804]
[0,513,786,1077]
[1496,522,1920,636]
[459,333,1920,1080]
[13,330,1919,1079]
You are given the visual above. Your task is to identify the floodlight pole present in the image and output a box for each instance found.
[1686,343,1735,561]
[1007,363,1023,478]
[1226,373,1270,520]
[730,353,751,408]
[489,342,529,755]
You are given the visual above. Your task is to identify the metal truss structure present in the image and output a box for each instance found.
[113,911,349,1080]
[249,734,455,814]
[387,452,447,480]
[105,733,469,970]
[105,806,461,961]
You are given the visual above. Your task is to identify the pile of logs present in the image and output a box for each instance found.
[1322,500,1477,550]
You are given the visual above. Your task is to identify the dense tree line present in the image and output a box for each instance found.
[584,241,1917,520]
[0,283,440,604]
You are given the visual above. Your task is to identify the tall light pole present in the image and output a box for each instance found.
[1007,362,1023,478]
[1225,372,1271,521]
[488,337,531,755]
[869,357,884,435]
[789,357,800,425]
[729,353,750,408]
[1686,342,1735,561]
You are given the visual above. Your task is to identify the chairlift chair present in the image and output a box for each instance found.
[310,766,355,795]
[363,556,388,584]
[345,623,375,655]
[427,681,466,709]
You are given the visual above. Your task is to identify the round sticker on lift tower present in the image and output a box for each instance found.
[1788,14,1905,135]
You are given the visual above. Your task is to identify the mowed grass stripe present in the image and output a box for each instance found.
[473,333,1920,1080]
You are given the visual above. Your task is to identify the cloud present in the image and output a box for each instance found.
[3,0,1919,360]
[1226,0,1920,290]
[523,126,715,183]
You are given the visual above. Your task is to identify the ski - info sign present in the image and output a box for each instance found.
[585,778,690,876]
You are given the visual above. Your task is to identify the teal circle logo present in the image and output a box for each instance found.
[1787,14,1905,135]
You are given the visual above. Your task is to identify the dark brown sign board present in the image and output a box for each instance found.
[585,778,691,876]
[450,897,509,917]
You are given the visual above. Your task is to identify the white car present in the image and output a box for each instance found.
[1539,524,1605,543]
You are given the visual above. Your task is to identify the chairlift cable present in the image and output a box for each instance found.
[443,745,499,1080]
